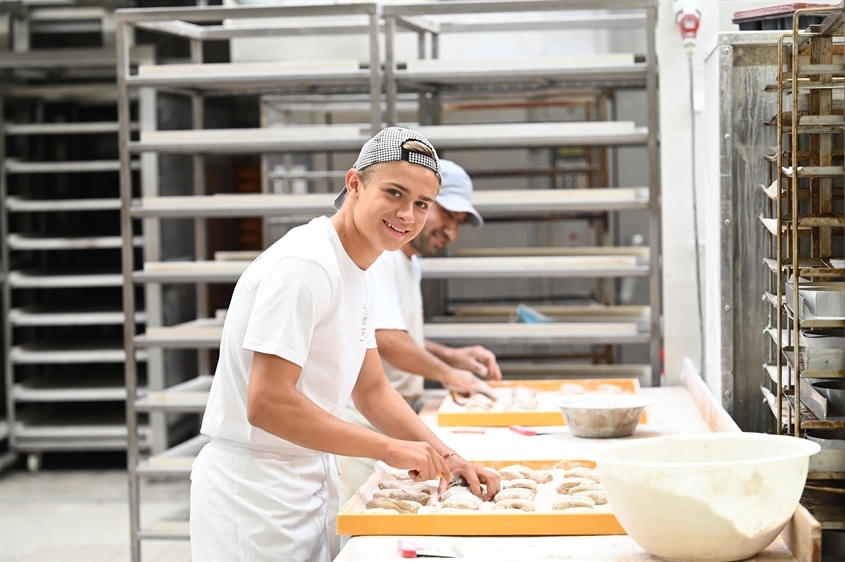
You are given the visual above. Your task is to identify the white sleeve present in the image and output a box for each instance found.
[369,253,408,332]
[242,256,332,367]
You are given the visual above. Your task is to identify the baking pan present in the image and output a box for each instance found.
[436,378,645,427]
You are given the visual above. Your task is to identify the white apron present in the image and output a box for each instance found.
[190,439,340,562]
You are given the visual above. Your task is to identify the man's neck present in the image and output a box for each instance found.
[401,242,417,259]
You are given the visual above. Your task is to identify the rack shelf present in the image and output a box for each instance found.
[130,187,649,218]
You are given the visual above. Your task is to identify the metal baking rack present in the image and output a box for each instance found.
[116,2,662,558]
[762,5,844,441]
[1,2,155,471]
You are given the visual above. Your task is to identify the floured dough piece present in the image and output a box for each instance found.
[494,488,535,502]
[559,383,585,395]
[363,508,396,514]
[378,481,432,493]
[597,384,623,394]
[528,470,553,484]
[512,385,536,399]
[507,400,538,411]
[443,493,482,508]
[493,508,530,514]
[442,498,481,510]
[569,483,601,495]
[556,478,595,494]
[417,506,438,514]
[553,496,596,510]
[574,489,608,505]
[373,488,430,504]
[502,478,537,493]
[366,498,422,513]
[494,499,535,512]
[563,467,600,483]
[441,486,473,501]
[498,465,534,480]
[438,507,474,514]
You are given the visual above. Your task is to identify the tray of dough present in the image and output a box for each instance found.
[337,459,624,536]
[436,378,645,427]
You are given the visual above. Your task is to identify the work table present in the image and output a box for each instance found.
[335,366,804,562]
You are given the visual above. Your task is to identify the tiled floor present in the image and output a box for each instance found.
[0,469,191,561]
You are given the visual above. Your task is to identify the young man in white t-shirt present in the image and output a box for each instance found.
[190,128,501,562]
[339,159,503,505]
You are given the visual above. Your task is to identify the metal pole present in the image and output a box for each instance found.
[645,2,662,385]
[0,98,17,457]
[116,20,142,562]
[385,16,397,127]
[368,7,382,133]
[190,39,210,381]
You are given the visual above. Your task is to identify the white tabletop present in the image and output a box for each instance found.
[335,385,798,562]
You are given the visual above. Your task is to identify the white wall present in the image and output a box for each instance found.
[657,0,838,386]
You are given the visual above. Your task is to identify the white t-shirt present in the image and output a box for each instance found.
[201,216,377,456]
[368,249,425,401]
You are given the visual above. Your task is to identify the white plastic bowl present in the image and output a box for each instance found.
[596,433,820,562]
[548,394,655,438]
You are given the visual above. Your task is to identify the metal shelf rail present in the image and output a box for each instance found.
[767,5,844,440]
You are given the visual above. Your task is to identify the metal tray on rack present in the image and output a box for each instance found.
[799,378,845,420]
[783,346,845,372]
[785,281,845,319]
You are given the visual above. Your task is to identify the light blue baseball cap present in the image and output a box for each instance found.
[436,160,483,227]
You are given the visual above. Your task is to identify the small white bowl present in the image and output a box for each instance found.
[596,433,820,562]
[548,394,655,438]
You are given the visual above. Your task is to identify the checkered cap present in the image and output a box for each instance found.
[333,127,440,210]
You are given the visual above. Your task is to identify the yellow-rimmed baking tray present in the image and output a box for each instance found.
[437,378,645,427]
[337,459,625,536]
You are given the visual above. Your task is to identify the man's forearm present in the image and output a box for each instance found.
[377,329,452,383]
[425,339,456,365]
[354,377,450,454]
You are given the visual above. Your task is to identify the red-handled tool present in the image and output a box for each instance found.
[397,539,461,558]
[508,425,564,436]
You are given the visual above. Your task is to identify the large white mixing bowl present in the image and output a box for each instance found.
[595,433,820,562]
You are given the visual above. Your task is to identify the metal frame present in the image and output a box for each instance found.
[117,2,664,559]
[1,24,155,471]
[775,7,844,437]
[379,0,662,382]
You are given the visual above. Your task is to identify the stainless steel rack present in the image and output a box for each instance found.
[763,5,844,446]
[116,2,661,559]
[1,21,155,470]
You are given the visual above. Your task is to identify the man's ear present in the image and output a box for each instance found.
[345,169,363,199]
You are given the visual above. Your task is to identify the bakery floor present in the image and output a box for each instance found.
[0,467,190,561]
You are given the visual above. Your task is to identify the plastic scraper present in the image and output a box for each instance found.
[397,539,461,558]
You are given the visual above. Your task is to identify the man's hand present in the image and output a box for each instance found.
[449,345,502,381]
[380,439,452,483]
[437,454,502,502]
[442,368,497,400]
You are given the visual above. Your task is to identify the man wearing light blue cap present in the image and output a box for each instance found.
[339,159,502,505]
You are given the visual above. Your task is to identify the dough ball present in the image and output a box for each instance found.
[555,478,595,494]
[494,488,535,502]
[597,384,623,394]
[417,506,438,514]
[441,486,473,502]
[362,507,395,514]
[498,465,534,479]
[568,483,601,495]
[563,467,600,483]
[502,478,537,493]
[365,498,422,514]
[574,489,607,505]
[442,498,481,510]
[553,496,596,510]
[494,499,535,512]
[559,383,585,395]
[528,470,553,484]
